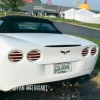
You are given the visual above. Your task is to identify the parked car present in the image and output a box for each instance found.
[0,16,98,91]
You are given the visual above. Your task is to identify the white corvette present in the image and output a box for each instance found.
[0,16,98,91]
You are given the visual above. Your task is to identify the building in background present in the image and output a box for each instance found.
[26,0,33,2]
[21,0,61,16]
[20,0,100,17]
[78,0,91,10]
[26,0,41,3]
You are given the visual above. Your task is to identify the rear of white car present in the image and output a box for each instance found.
[0,33,98,91]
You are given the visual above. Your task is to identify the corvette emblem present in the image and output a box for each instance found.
[61,50,70,55]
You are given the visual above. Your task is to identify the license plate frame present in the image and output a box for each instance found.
[53,62,71,74]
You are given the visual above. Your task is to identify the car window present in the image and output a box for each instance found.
[12,21,59,33]
[40,23,57,31]
[14,22,40,30]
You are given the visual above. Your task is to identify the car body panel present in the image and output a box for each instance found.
[0,16,98,91]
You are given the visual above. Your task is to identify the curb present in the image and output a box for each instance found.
[52,20,100,31]
[68,23,100,31]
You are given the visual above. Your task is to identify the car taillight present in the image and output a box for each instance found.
[9,50,23,62]
[91,47,97,56]
[82,47,89,57]
[27,50,41,61]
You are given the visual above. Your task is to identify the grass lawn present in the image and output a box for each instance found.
[0,11,25,17]
[39,16,100,29]
[72,34,100,68]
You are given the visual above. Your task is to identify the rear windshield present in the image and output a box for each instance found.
[12,21,60,33]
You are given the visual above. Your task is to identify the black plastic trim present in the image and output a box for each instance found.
[45,45,81,47]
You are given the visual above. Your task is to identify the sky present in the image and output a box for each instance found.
[41,0,100,11]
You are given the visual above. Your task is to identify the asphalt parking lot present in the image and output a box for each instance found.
[53,21,100,40]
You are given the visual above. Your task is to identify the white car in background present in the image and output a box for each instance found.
[0,16,98,91]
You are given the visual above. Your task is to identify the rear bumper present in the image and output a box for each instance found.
[0,50,98,91]
[9,74,90,92]
[36,74,90,85]
[0,56,96,91]
[0,68,93,91]
[0,45,98,91]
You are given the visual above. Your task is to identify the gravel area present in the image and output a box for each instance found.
[90,68,100,87]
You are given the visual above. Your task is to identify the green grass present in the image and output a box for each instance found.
[0,11,25,17]
[72,35,100,68]
[39,16,100,29]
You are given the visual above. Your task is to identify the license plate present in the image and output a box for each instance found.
[53,62,71,74]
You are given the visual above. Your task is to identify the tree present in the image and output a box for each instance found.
[0,0,25,11]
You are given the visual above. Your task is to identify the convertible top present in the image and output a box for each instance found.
[0,15,61,33]
[0,16,51,22]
